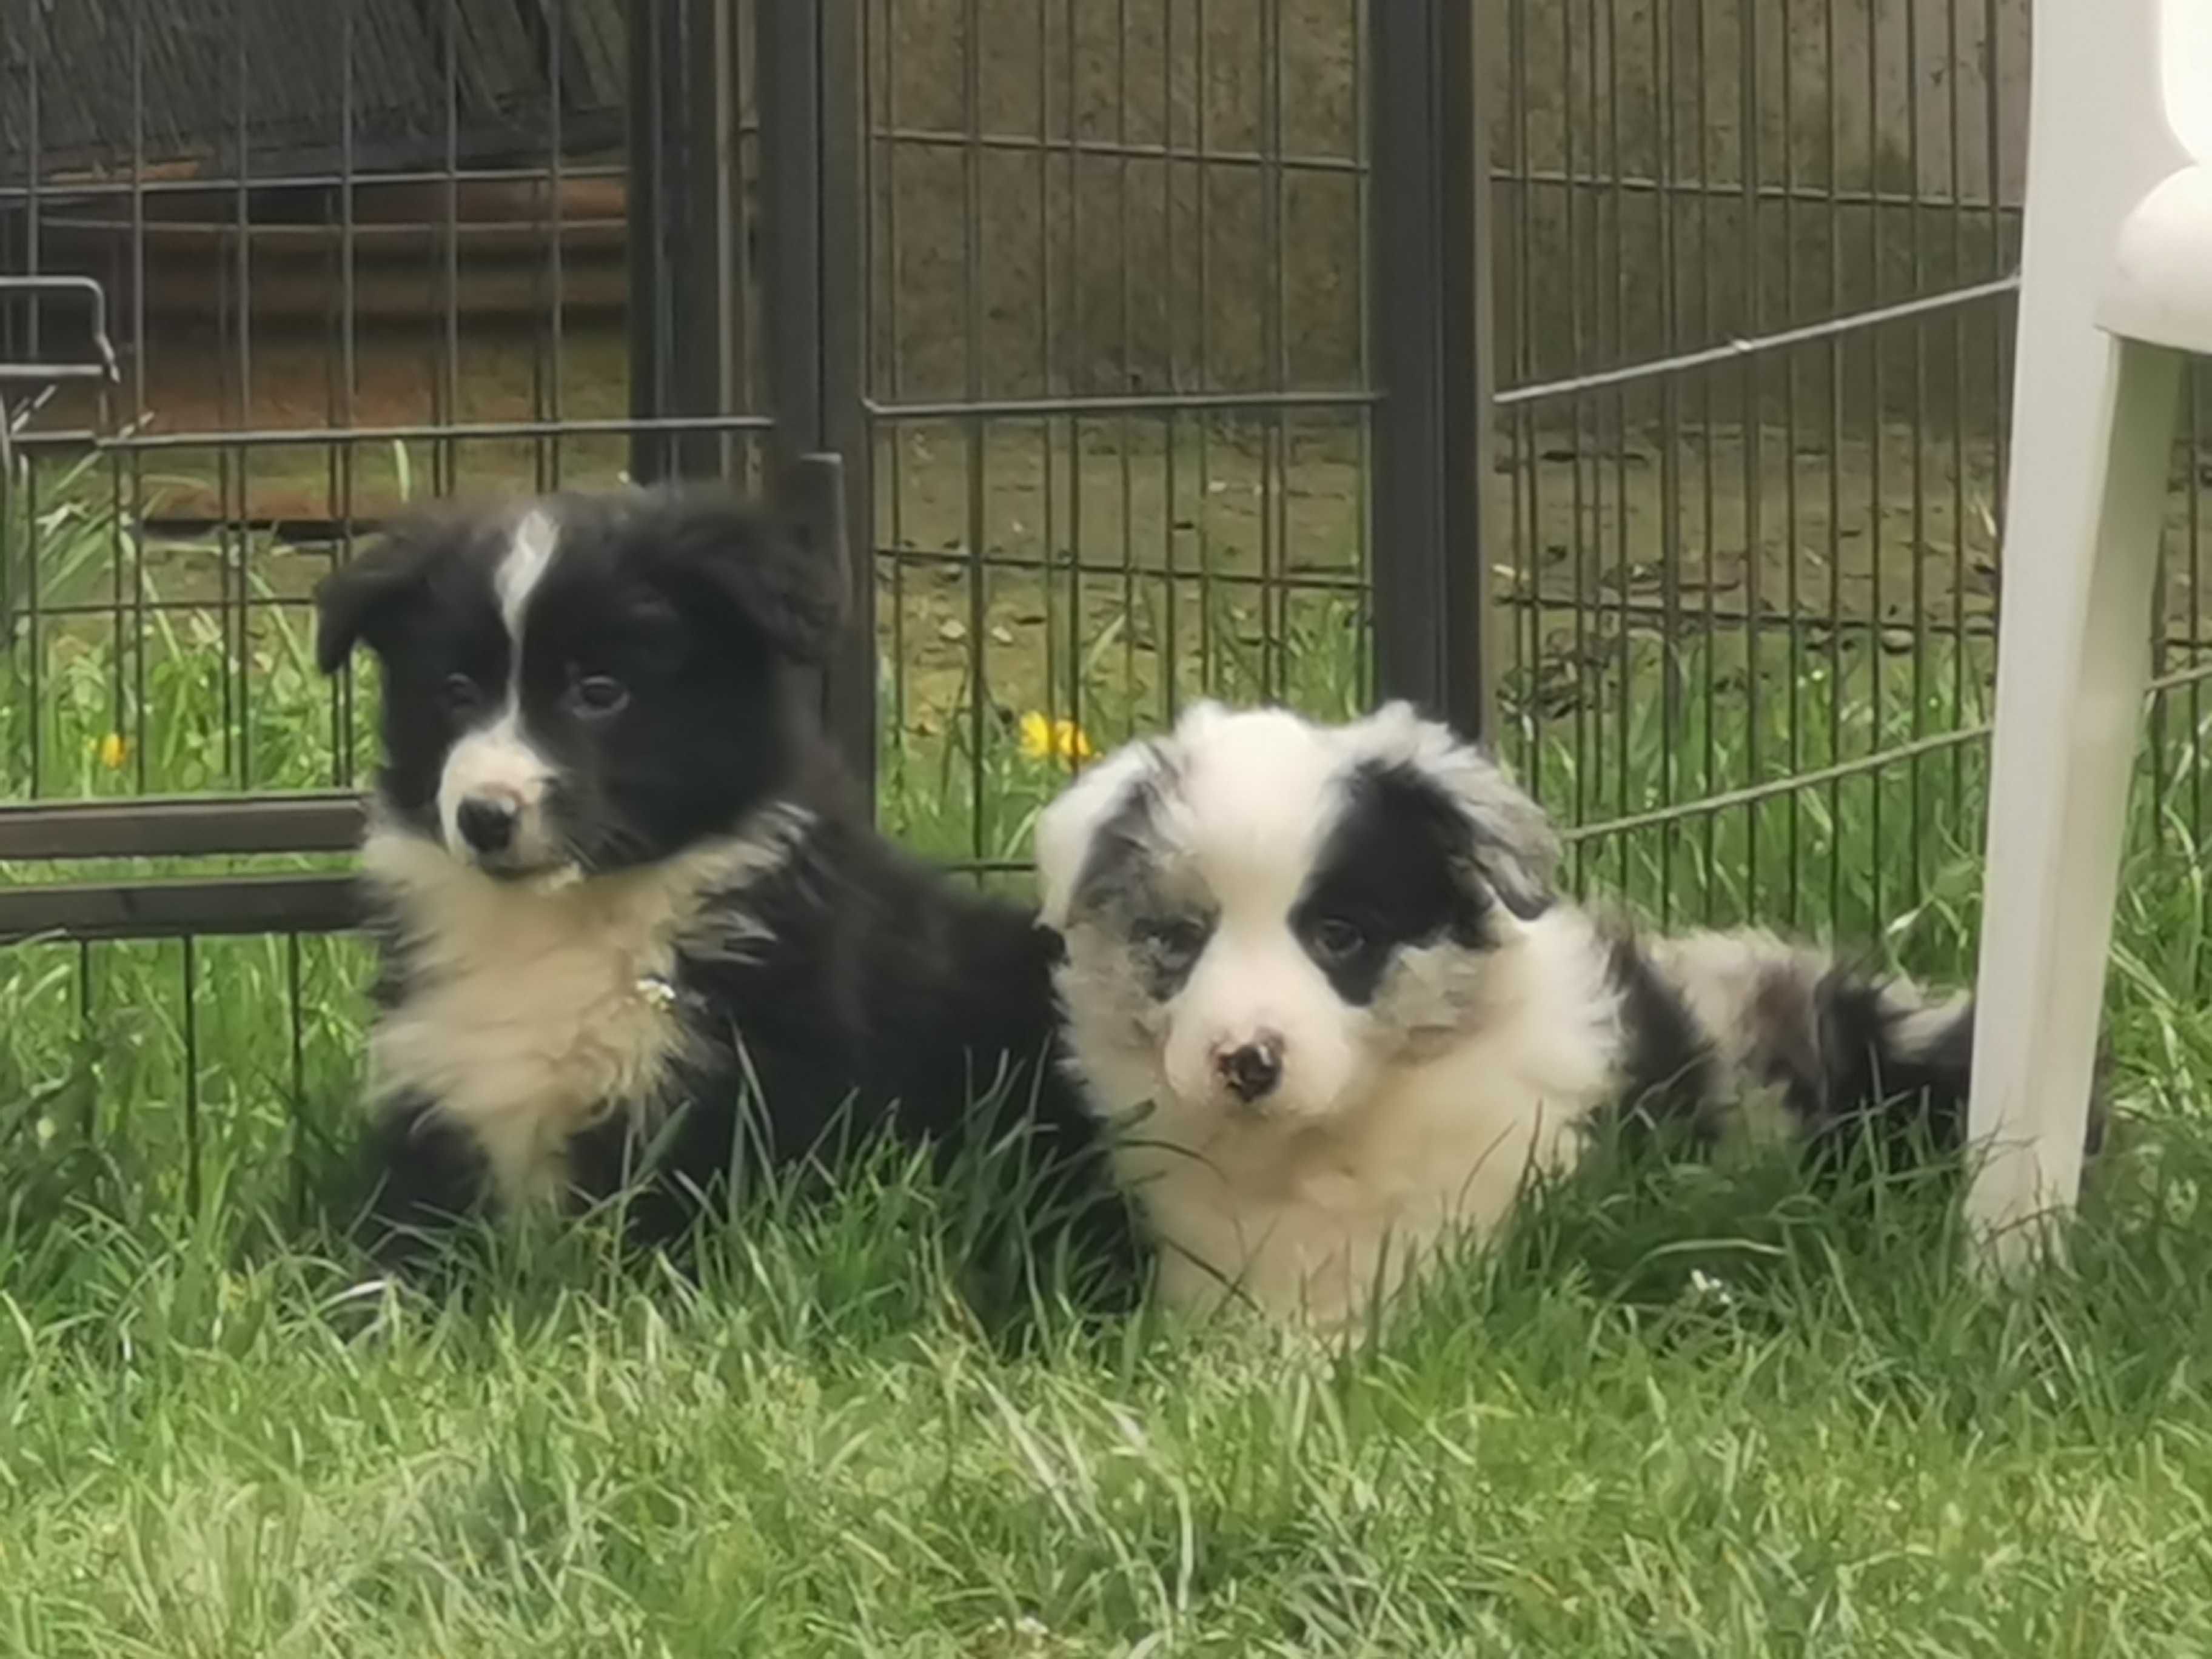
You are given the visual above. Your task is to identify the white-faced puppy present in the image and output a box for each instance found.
[316,485,1130,1295]
[1038,702,2099,1330]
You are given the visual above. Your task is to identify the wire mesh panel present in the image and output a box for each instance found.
[1486,0,2212,990]
[856,0,1381,873]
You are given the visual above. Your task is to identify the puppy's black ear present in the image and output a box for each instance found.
[313,511,460,675]
[646,491,845,666]
[1347,702,1560,923]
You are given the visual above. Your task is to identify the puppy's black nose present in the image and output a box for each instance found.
[457,796,518,855]
[1218,1036,1284,1103]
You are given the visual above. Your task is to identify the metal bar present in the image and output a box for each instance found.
[1349,0,1373,709]
[438,0,463,495]
[759,0,823,446]
[334,0,360,783]
[0,163,631,206]
[1741,0,1766,917]
[0,877,363,947]
[1550,0,1578,851]
[847,124,1367,175]
[876,0,910,756]
[1366,0,1488,734]
[627,0,680,483]
[1059,0,1081,745]
[1864,0,1886,932]
[1262,0,1285,703]
[1689,0,1715,910]
[1605,0,1627,899]
[1487,167,2019,217]
[229,0,255,793]
[1653,0,1681,923]
[1905,0,1929,904]
[818,0,875,794]
[1560,656,2212,849]
[183,933,201,1213]
[1496,273,2021,406]
[1198,0,1216,705]
[1114,0,1136,733]
[0,276,118,381]
[0,794,364,861]
[759,0,871,788]
[960,0,987,860]
[676,0,735,481]
[128,2,150,797]
[1042,0,1066,762]
[0,159,2029,216]
[10,414,776,452]
[1780,0,1803,925]
[866,389,1376,420]
[1458,0,1501,743]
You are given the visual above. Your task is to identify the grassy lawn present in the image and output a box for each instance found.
[5,498,2212,1653]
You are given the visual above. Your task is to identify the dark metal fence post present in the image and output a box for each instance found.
[756,0,874,797]
[1369,0,1492,740]
[627,0,732,484]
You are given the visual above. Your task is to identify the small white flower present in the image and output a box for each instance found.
[1688,1269,1738,1308]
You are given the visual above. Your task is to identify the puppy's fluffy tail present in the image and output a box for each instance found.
[1640,930,2106,1168]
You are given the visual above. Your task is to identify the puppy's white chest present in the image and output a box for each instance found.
[361,834,702,1208]
[374,930,685,1207]
[359,819,808,1208]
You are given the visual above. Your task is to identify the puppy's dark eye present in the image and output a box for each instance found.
[568,674,630,717]
[441,674,483,715]
[1307,915,1369,964]
[1136,916,1208,962]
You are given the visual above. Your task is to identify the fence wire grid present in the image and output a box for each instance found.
[0,0,2205,1223]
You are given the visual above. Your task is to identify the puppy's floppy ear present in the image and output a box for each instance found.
[643,488,845,666]
[1346,701,1560,922]
[313,508,463,675]
[1034,737,1174,931]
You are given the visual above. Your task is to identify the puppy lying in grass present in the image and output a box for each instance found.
[1036,700,2101,1329]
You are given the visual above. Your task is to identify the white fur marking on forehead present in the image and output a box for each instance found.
[496,507,560,643]
[1158,704,1341,914]
[1173,706,1337,833]
[434,505,565,872]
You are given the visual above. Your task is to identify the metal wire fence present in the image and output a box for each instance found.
[0,0,2202,1223]
[0,0,1480,1220]
[1487,0,2212,953]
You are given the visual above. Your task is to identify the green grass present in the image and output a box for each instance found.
[7,528,2212,1652]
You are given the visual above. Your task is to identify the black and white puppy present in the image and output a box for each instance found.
[1037,700,2097,1329]
[316,486,1129,1291]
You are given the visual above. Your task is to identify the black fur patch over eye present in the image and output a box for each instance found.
[1293,764,1493,1005]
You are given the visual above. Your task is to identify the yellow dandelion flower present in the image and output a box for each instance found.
[95,732,128,771]
[1017,711,1094,763]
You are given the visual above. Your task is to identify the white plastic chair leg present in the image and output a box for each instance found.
[1967,337,2182,1264]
